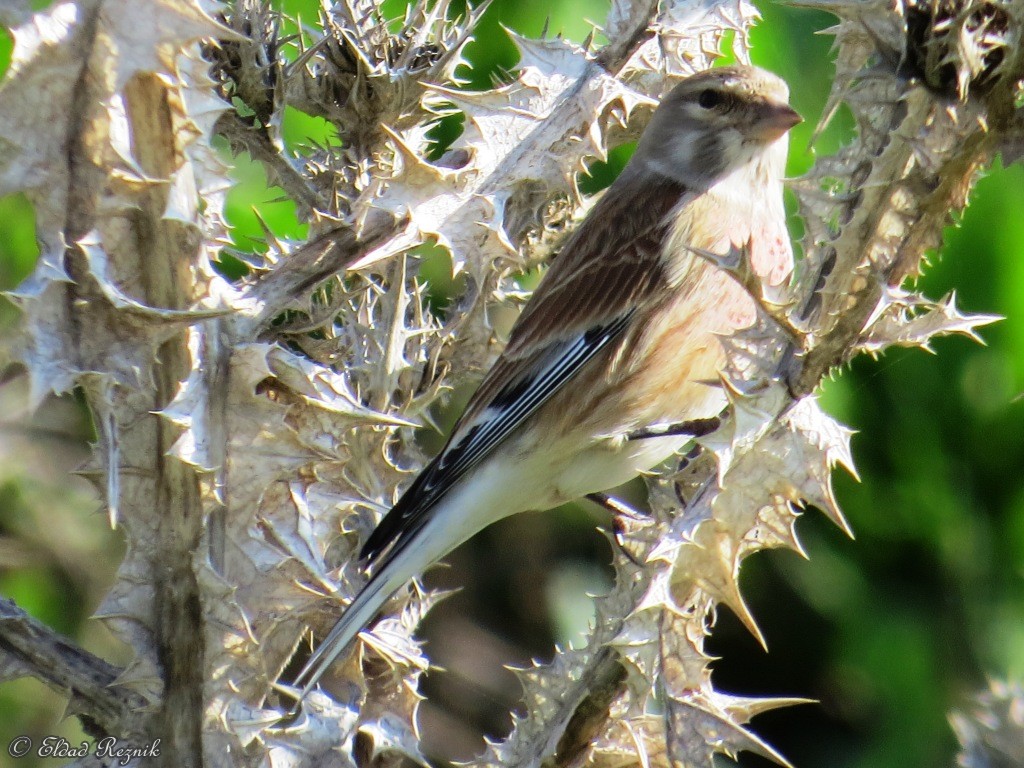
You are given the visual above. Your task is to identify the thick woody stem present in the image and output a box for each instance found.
[790,109,994,398]
[542,647,629,768]
[596,0,659,70]
[27,4,206,760]
[120,75,206,768]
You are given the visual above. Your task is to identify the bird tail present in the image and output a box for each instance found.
[291,566,393,706]
[291,517,441,707]
[290,476,491,708]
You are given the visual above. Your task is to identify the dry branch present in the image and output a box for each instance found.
[0,0,1020,766]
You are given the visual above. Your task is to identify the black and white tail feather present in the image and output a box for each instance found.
[292,313,636,704]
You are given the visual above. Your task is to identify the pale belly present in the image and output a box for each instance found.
[529,431,689,508]
[425,428,689,553]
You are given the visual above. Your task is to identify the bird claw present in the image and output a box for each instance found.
[587,492,647,567]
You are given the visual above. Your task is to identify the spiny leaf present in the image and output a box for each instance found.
[950,680,1024,768]
[665,693,793,768]
[670,521,766,649]
[859,288,1001,354]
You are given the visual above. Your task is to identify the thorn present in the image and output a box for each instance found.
[468,0,495,25]
[250,206,285,254]
[724,590,768,652]
[675,524,768,650]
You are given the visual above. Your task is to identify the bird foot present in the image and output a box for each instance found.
[587,492,647,567]
[625,417,721,441]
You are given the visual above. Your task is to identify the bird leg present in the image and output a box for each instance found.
[587,492,647,566]
[588,492,645,519]
[626,416,721,441]
[673,443,706,507]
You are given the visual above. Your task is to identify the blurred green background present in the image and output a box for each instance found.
[1,1,1022,767]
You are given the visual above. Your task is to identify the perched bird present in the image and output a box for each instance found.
[294,64,800,700]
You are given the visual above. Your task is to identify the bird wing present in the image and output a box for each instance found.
[360,171,688,565]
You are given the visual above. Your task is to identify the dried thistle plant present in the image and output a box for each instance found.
[952,680,1024,768]
[0,0,1020,766]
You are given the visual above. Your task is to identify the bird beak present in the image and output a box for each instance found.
[754,100,802,142]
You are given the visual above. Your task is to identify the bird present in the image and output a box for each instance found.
[292,64,801,702]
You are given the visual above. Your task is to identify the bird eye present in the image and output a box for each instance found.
[697,89,722,109]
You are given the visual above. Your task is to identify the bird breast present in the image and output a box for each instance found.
[510,169,793,454]
[603,175,793,432]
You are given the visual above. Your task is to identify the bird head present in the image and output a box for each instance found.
[635,65,802,190]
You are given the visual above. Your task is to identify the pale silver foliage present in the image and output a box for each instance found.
[952,680,1024,768]
[0,0,1019,766]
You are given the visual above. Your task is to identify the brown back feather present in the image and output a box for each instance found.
[456,168,687,430]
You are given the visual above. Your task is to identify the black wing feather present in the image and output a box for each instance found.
[359,313,633,564]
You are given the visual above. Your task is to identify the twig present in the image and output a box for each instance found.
[0,598,144,739]
[215,110,329,220]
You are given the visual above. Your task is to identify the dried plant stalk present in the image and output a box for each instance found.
[0,0,1020,766]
